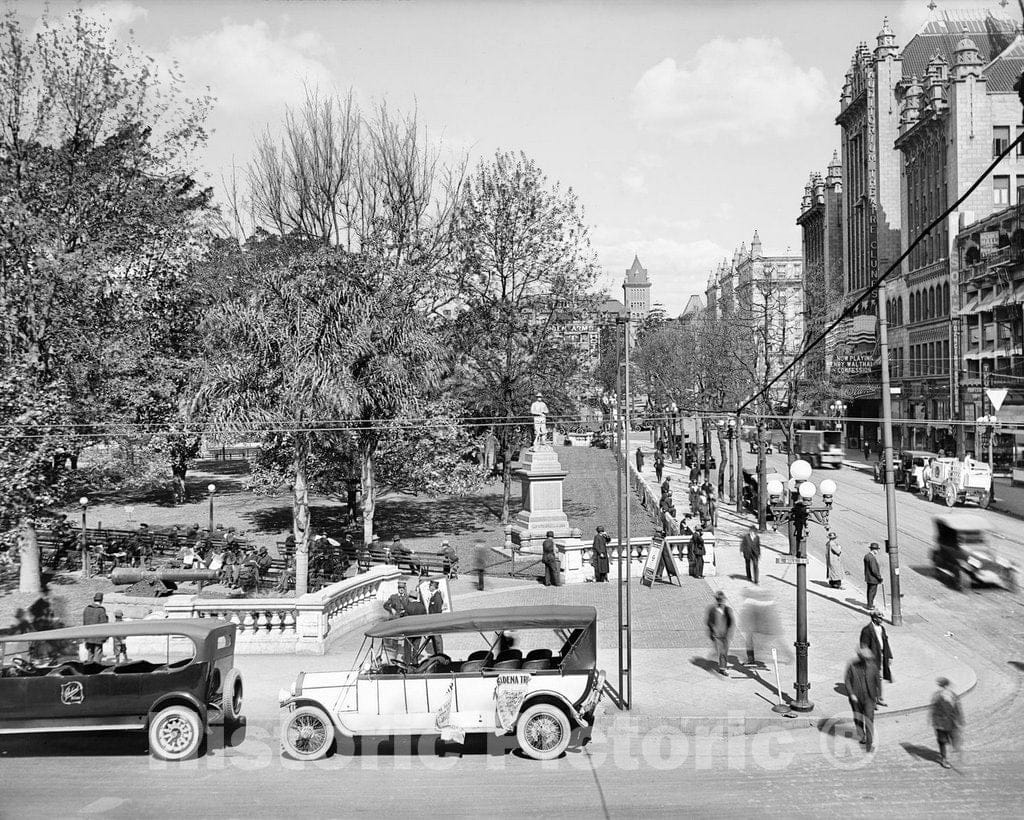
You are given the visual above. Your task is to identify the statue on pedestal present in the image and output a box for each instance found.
[530,393,549,449]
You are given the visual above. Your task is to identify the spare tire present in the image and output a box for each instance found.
[222,667,243,724]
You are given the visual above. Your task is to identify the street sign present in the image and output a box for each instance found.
[776,556,807,564]
[986,388,1008,412]
[889,387,901,395]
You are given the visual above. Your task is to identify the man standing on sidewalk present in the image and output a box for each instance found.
[542,531,561,587]
[654,450,664,483]
[706,591,734,675]
[740,526,761,584]
[864,542,883,610]
[635,447,645,473]
[859,610,893,706]
[844,646,881,752]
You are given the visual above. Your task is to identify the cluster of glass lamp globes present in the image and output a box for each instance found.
[765,459,838,509]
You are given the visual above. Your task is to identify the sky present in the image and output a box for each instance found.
[12,0,1022,313]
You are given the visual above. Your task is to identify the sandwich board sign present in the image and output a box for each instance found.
[641,532,681,587]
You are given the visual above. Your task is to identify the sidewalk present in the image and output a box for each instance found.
[236,448,976,739]
[847,454,1024,521]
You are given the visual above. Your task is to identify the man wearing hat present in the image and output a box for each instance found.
[705,591,734,675]
[844,645,882,752]
[864,542,884,610]
[930,677,964,768]
[82,593,108,662]
[437,539,459,579]
[859,610,893,706]
[391,534,418,575]
[112,610,128,663]
[529,393,549,448]
[404,585,426,617]
[383,580,410,619]
[689,526,706,579]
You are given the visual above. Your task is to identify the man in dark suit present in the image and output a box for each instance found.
[859,610,893,706]
[844,646,882,751]
[542,531,561,587]
[863,542,883,610]
[82,593,108,662]
[383,580,410,619]
[740,526,761,584]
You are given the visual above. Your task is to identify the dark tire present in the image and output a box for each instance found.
[978,490,992,510]
[516,703,571,761]
[149,705,203,761]
[281,705,334,761]
[222,668,244,724]
[952,566,964,592]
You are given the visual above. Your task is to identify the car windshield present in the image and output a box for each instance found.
[1,633,196,669]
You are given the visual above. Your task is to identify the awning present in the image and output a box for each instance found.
[364,605,598,638]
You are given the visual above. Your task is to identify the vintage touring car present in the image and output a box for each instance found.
[0,619,243,760]
[279,605,605,761]
[932,514,1019,592]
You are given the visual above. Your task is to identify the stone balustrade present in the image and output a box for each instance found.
[163,564,401,654]
[558,533,715,583]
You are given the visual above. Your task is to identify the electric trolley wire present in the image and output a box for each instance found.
[734,127,1024,417]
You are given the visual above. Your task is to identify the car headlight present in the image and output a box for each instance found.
[278,687,290,704]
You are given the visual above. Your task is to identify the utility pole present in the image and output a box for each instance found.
[734,413,744,514]
[878,287,903,626]
[757,418,767,533]
[623,313,633,709]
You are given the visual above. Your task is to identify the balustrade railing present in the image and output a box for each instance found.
[164,564,401,654]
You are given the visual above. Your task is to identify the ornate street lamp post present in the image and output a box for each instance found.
[80,496,90,579]
[207,483,217,534]
[830,400,847,442]
[767,460,838,713]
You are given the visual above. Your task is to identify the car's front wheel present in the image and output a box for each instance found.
[516,702,571,761]
[149,705,203,761]
[944,483,958,508]
[281,705,334,760]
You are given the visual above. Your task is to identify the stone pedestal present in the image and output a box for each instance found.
[511,446,573,550]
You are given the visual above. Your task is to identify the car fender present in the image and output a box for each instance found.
[148,691,208,726]
[518,690,586,727]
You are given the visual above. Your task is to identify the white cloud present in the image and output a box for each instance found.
[630,38,829,144]
[165,19,339,175]
[591,225,728,316]
[82,1,149,31]
[620,167,646,194]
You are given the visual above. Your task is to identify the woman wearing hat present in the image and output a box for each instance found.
[826,531,844,589]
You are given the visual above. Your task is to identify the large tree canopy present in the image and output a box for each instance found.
[0,9,212,592]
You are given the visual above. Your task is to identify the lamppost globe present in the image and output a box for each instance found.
[208,484,216,494]
[789,459,813,482]
[819,478,837,497]
[766,479,784,498]
[798,482,816,501]
[79,496,88,507]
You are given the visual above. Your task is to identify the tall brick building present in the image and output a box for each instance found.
[797,152,845,382]
[623,255,651,323]
[831,7,1020,450]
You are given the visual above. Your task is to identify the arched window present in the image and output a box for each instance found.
[897,296,903,325]
[942,283,949,314]
[909,293,915,324]
[928,287,936,319]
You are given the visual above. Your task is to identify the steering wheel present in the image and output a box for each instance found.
[12,656,39,674]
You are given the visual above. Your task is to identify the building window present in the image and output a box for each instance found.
[994,175,1010,205]
[994,126,1011,157]
[1018,127,1024,156]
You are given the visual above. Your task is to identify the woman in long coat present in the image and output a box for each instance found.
[826,531,845,588]
[591,526,611,582]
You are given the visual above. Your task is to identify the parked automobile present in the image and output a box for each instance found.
[874,450,938,491]
[279,605,605,761]
[923,456,993,508]
[0,619,242,761]
[932,514,1019,592]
